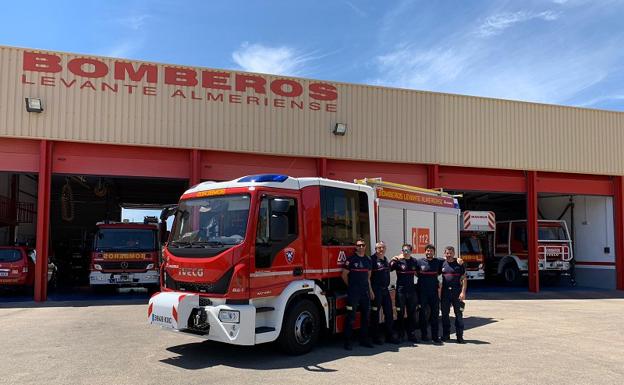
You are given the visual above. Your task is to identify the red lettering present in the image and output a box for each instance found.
[326,103,337,112]
[165,67,198,86]
[41,76,55,86]
[143,86,157,96]
[291,100,304,110]
[23,52,62,73]
[60,78,76,88]
[124,84,138,94]
[171,89,186,98]
[309,83,338,101]
[102,83,118,92]
[247,96,260,105]
[80,80,96,90]
[68,58,108,78]
[235,74,266,94]
[201,71,231,90]
[21,74,35,85]
[114,62,158,83]
[229,94,242,103]
[270,79,303,97]
[191,91,202,100]
[309,102,321,111]
[206,92,224,102]
[273,99,285,108]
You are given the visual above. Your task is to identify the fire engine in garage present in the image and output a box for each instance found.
[492,220,573,284]
[148,175,460,354]
[89,219,161,290]
[459,211,495,280]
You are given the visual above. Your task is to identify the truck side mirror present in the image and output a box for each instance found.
[270,214,288,242]
[271,199,290,214]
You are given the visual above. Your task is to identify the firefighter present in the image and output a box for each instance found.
[370,241,399,344]
[417,243,443,344]
[390,243,420,343]
[341,238,374,350]
[441,245,467,343]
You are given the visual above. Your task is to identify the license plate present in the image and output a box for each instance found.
[0,272,8,277]
[117,274,131,283]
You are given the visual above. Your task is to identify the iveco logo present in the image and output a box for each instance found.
[120,262,128,269]
[180,268,204,277]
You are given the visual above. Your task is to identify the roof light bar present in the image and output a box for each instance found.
[237,174,289,183]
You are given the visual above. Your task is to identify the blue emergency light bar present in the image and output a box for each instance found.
[237,174,289,183]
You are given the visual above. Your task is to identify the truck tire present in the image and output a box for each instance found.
[502,263,521,285]
[278,299,320,355]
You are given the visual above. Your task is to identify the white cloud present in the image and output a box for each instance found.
[344,1,367,17]
[232,43,314,76]
[578,94,624,108]
[117,14,150,30]
[477,10,560,37]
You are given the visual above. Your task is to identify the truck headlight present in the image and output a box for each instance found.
[146,264,155,270]
[94,264,102,271]
[218,310,240,323]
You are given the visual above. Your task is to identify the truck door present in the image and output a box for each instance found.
[251,194,304,298]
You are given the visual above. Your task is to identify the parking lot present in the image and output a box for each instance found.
[2,288,624,385]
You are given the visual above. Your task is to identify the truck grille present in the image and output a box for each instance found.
[99,261,150,271]
[164,267,233,295]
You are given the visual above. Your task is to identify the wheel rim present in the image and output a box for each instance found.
[294,310,314,345]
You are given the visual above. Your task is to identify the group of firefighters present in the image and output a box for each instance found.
[342,240,467,350]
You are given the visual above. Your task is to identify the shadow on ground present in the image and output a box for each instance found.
[161,317,494,371]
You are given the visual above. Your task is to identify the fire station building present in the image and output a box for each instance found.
[1,45,623,301]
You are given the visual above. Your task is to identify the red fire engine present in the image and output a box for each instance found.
[148,175,460,354]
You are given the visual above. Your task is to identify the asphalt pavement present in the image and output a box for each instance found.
[1,288,624,385]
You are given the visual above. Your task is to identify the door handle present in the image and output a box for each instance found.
[293,267,303,276]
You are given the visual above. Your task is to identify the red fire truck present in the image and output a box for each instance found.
[148,175,460,354]
[89,220,161,290]
[493,220,573,284]
[459,211,496,281]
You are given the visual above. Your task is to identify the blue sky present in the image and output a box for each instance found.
[2,0,624,111]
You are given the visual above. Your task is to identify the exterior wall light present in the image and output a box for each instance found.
[25,97,44,113]
[333,123,347,136]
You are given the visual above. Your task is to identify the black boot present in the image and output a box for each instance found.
[457,335,466,344]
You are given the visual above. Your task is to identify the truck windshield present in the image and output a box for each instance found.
[170,194,250,247]
[538,226,567,241]
[94,229,157,252]
[460,238,482,254]
[0,249,22,262]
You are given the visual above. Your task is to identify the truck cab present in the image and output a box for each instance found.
[493,220,573,284]
[459,211,495,280]
[89,220,161,290]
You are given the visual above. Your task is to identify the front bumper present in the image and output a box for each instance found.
[466,269,485,280]
[538,261,570,271]
[148,292,256,345]
[90,270,159,286]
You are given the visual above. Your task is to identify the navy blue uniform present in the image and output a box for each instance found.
[417,257,443,340]
[390,257,419,340]
[370,254,393,340]
[441,259,466,339]
[344,254,372,342]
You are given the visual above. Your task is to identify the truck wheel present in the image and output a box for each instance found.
[502,263,521,285]
[278,299,320,355]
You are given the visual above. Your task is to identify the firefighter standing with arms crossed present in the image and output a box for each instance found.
[417,244,443,343]
[342,238,375,350]
[441,245,467,343]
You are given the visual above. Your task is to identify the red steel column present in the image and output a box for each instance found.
[317,157,328,178]
[527,171,539,293]
[614,176,624,290]
[427,164,439,189]
[34,140,52,302]
[189,149,201,187]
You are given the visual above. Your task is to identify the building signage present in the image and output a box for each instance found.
[19,51,338,112]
